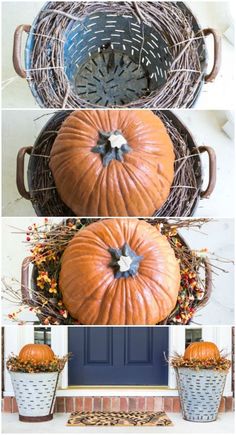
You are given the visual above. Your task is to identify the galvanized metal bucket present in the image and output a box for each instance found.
[175,367,227,422]
[9,371,60,422]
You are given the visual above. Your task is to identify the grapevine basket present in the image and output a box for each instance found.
[16,110,216,217]
[9,371,60,422]
[13,1,221,108]
[20,219,213,325]
[175,367,228,422]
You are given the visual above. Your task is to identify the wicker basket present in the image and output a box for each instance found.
[9,371,60,422]
[13,1,221,108]
[16,110,216,217]
[175,367,227,422]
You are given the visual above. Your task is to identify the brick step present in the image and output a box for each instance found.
[2,396,234,413]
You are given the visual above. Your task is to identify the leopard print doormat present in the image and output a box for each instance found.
[67,411,173,426]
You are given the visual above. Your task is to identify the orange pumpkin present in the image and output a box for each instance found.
[49,110,174,217]
[19,344,54,362]
[59,218,180,325]
[184,342,221,361]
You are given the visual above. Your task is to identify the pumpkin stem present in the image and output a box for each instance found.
[108,243,143,278]
[92,130,131,166]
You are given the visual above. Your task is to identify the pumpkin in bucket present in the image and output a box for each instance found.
[59,218,180,325]
[19,344,55,362]
[184,341,221,361]
[49,110,175,216]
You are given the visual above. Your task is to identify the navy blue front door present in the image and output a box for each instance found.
[68,327,169,386]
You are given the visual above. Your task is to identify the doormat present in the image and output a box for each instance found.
[67,411,173,426]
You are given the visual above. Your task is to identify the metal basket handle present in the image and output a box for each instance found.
[202,28,221,83]
[21,257,32,303]
[198,145,216,198]
[16,146,32,200]
[197,257,213,309]
[13,24,31,78]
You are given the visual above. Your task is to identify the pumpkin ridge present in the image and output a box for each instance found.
[101,166,111,216]
[89,219,125,249]
[130,276,153,324]
[99,164,111,215]
[140,263,180,286]
[69,229,109,248]
[113,165,134,216]
[72,111,102,132]
[55,128,96,142]
[68,169,99,216]
[54,152,98,179]
[77,232,113,251]
[124,153,160,173]
[74,158,106,215]
[119,279,127,324]
[128,161,168,204]
[112,163,132,216]
[124,279,134,324]
[63,117,98,139]
[107,279,125,325]
[99,161,123,216]
[63,271,114,323]
[92,165,109,216]
[139,271,177,306]
[136,273,175,323]
[120,163,159,212]
[53,155,102,215]
[96,280,120,325]
[105,163,125,216]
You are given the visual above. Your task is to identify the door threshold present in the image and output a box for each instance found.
[57,387,178,397]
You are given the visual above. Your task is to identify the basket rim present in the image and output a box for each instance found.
[8,370,60,375]
[175,366,229,374]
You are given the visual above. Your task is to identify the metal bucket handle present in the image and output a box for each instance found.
[13,24,31,78]
[198,145,216,198]
[16,146,32,200]
[202,28,222,83]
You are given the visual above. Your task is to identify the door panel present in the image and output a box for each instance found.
[68,327,168,386]
[84,328,113,365]
[124,328,153,364]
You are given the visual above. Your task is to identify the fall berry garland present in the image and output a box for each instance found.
[2,218,230,325]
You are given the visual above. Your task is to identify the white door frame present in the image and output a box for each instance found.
[4,326,233,396]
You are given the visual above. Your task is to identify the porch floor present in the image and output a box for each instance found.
[2,412,234,434]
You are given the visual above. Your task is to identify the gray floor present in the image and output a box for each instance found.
[1,412,235,434]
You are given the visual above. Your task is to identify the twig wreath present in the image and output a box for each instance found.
[2,218,232,325]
